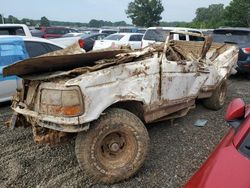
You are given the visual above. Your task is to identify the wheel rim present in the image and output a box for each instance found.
[95,127,138,171]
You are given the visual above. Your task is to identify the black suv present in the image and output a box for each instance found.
[212,28,250,75]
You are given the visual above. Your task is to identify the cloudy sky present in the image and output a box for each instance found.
[0,0,232,23]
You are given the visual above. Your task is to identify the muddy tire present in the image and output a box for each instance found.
[75,108,149,184]
[202,81,227,110]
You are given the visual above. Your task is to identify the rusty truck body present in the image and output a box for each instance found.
[4,32,239,184]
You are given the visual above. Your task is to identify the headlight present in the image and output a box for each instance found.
[40,87,83,117]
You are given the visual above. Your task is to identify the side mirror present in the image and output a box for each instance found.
[225,98,245,121]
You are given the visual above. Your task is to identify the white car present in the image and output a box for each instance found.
[141,27,203,48]
[93,33,143,50]
[0,36,64,102]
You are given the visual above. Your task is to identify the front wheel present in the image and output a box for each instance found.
[75,108,149,184]
[202,81,227,110]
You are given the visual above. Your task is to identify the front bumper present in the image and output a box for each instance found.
[13,105,89,133]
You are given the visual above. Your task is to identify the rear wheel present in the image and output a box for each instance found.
[202,81,227,110]
[75,108,149,184]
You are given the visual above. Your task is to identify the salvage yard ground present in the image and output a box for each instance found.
[0,75,249,188]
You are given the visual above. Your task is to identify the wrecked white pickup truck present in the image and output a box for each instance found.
[3,31,238,184]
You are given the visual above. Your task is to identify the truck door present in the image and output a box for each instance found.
[128,35,143,50]
[160,52,207,102]
[160,31,210,103]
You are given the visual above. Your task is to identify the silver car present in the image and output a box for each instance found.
[0,36,64,102]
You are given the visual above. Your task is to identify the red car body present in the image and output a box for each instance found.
[41,27,78,39]
[185,98,250,188]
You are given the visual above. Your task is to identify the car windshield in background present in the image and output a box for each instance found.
[101,30,117,35]
[81,34,92,39]
[30,29,44,37]
[129,35,143,41]
[47,28,68,35]
[212,30,250,45]
[104,34,124,41]
[0,27,25,36]
[137,29,146,34]
[188,30,201,34]
[143,29,171,42]
[188,30,204,41]
[63,33,81,37]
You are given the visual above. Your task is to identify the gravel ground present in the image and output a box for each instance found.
[0,75,249,188]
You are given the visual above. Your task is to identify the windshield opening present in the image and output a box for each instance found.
[143,29,171,42]
[104,34,124,41]
[212,30,250,45]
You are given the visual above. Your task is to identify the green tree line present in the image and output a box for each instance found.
[0,15,130,28]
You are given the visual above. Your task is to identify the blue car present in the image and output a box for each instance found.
[212,28,250,75]
[0,36,63,102]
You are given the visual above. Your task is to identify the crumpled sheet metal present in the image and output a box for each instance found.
[41,42,86,57]
[23,45,161,81]
[3,46,126,77]
[3,34,237,82]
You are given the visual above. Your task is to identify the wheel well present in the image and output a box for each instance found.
[110,101,144,121]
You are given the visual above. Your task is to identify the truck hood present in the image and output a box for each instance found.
[3,43,159,80]
[3,45,127,78]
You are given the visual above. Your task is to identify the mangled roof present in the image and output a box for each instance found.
[3,31,230,80]
[3,44,126,77]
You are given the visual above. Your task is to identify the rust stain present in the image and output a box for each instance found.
[132,68,148,76]
[144,98,195,123]
[32,124,68,144]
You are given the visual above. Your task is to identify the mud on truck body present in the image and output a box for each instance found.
[3,31,239,184]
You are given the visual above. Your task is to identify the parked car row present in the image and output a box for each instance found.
[78,27,146,34]
[54,27,205,51]
[51,33,108,52]
[141,27,204,48]
[32,27,144,39]
[93,33,143,50]
[40,26,79,39]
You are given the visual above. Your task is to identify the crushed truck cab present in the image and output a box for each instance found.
[4,31,239,184]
